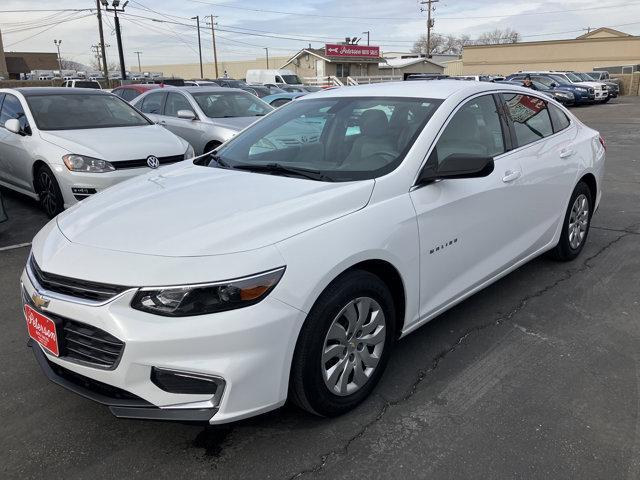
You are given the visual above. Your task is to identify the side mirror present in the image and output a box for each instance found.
[177,109,196,120]
[550,82,558,87]
[5,119,22,135]
[418,154,494,184]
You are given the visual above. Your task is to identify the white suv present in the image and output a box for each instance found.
[0,87,193,217]
[61,79,102,89]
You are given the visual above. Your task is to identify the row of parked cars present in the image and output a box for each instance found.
[409,70,620,107]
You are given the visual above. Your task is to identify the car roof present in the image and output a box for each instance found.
[299,80,521,100]
[179,86,245,93]
[115,84,162,92]
[12,87,108,96]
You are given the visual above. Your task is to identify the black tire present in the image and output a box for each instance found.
[34,165,64,218]
[549,181,593,261]
[289,270,396,417]
[602,97,611,104]
[195,141,222,166]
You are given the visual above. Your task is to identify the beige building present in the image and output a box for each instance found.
[281,47,383,81]
[140,56,290,80]
[462,28,640,76]
[0,29,7,78]
[378,55,447,77]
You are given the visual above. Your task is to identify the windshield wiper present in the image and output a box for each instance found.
[209,153,231,168]
[232,163,333,182]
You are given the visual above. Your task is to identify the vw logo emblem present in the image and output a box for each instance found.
[146,155,160,169]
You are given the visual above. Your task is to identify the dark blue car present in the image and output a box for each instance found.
[506,73,595,104]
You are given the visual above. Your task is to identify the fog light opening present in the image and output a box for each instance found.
[151,367,225,405]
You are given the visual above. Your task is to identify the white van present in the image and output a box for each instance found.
[246,69,303,86]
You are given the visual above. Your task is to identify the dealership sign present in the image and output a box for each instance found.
[325,44,380,58]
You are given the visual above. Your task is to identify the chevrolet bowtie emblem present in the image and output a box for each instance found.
[31,292,50,309]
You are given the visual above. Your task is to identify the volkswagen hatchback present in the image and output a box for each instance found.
[0,88,193,217]
[22,81,605,424]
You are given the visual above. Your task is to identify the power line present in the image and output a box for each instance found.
[4,13,93,47]
[183,0,640,21]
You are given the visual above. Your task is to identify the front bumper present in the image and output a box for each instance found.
[21,266,304,424]
[51,164,150,208]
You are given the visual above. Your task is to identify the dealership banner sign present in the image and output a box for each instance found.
[325,44,380,58]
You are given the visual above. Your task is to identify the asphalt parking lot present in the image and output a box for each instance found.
[1,98,639,480]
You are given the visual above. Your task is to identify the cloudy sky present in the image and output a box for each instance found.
[2,0,640,68]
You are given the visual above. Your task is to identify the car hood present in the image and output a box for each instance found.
[206,116,261,132]
[39,124,186,161]
[56,164,374,257]
[575,81,604,89]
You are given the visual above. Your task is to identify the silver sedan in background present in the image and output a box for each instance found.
[132,86,274,155]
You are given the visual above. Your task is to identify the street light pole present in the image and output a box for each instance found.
[53,40,63,75]
[265,47,269,68]
[362,31,370,46]
[134,51,142,72]
[192,16,203,78]
[103,0,128,81]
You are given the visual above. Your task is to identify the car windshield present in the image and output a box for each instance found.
[191,91,273,118]
[26,94,151,130]
[585,72,600,80]
[281,74,302,85]
[548,75,568,85]
[576,73,593,82]
[564,72,583,82]
[225,80,248,88]
[211,96,442,182]
[533,76,555,87]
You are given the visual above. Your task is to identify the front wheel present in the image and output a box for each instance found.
[35,165,64,218]
[289,270,396,417]
[549,181,592,261]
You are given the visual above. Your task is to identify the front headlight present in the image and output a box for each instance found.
[131,267,285,317]
[63,154,115,173]
[184,144,195,159]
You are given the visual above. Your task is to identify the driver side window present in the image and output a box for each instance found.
[434,95,505,165]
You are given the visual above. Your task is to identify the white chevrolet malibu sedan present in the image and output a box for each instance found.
[22,80,605,424]
[0,88,194,217]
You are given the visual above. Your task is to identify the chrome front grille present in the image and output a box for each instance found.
[29,256,130,303]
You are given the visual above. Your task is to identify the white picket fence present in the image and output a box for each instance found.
[303,75,401,87]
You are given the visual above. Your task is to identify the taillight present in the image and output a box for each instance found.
[599,135,606,150]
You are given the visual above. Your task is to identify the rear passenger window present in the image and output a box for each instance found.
[434,94,505,164]
[549,104,571,133]
[504,94,553,147]
[121,89,139,102]
[139,92,164,114]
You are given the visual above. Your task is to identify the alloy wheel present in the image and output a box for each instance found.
[568,193,589,250]
[321,296,386,396]
[37,170,59,217]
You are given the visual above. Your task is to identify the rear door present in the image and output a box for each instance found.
[499,92,578,251]
[410,93,527,320]
[136,91,166,124]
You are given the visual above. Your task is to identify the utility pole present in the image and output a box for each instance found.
[192,16,203,78]
[134,51,142,72]
[53,40,63,75]
[103,0,128,81]
[264,47,269,68]
[420,0,438,58]
[205,14,219,78]
[91,43,109,74]
[96,0,109,80]
[362,31,370,46]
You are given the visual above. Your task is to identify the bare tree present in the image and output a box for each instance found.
[89,58,119,72]
[412,28,519,55]
[475,28,520,45]
[412,33,470,56]
[60,58,89,71]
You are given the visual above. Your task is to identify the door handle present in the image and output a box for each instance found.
[502,170,522,183]
[559,148,575,158]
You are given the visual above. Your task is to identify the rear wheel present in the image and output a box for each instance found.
[34,165,64,218]
[196,141,222,166]
[549,181,592,261]
[289,270,396,417]
[602,97,611,103]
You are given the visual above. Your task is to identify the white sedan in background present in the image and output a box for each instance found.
[23,81,604,424]
[0,88,193,217]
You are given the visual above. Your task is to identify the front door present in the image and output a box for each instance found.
[409,93,526,321]
[161,92,202,152]
[0,93,35,191]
